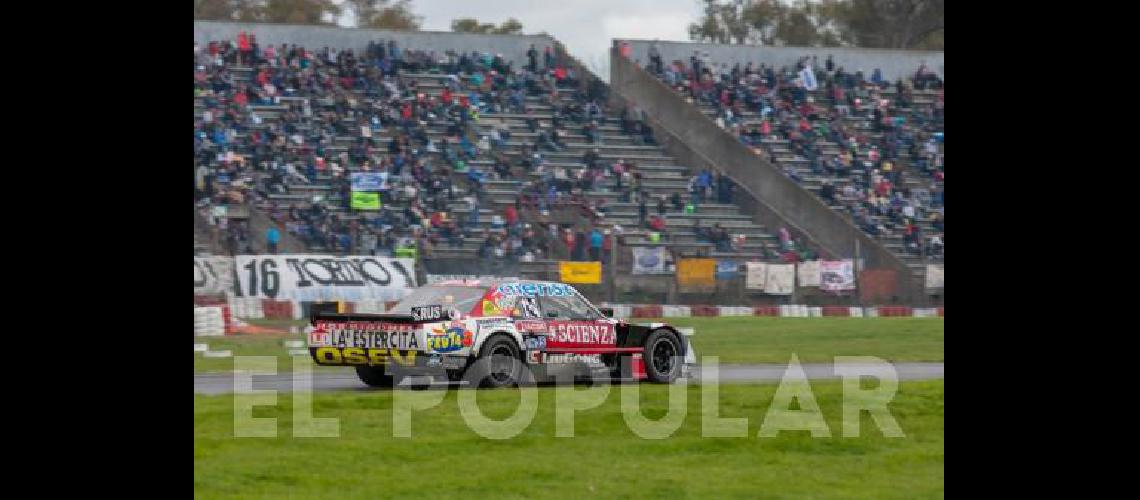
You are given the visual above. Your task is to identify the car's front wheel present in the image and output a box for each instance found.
[464,334,524,388]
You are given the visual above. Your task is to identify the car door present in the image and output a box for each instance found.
[537,289,616,351]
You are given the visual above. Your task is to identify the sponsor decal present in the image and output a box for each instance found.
[544,353,603,365]
[427,353,442,367]
[411,305,444,322]
[309,322,329,345]
[310,321,420,350]
[524,335,547,351]
[475,318,510,330]
[427,324,467,353]
[515,320,547,333]
[311,347,418,366]
[527,350,543,364]
[546,322,615,347]
[440,355,467,369]
[481,299,502,316]
[496,282,572,297]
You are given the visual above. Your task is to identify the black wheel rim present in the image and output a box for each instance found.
[652,338,676,374]
[489,344,515,383]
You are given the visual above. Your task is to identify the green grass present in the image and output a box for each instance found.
[647,317,945,364]
[194,317,944,373]
[194,380,944,499]
[194,332,339,374]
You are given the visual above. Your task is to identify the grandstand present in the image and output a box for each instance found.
[194,23,942,304]
[617,40,944,287]
[642,47,942,271]
[194,30,791,269]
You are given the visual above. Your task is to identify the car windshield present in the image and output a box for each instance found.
[388,286,487,315]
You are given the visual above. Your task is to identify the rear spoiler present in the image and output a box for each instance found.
[310,310,421,325]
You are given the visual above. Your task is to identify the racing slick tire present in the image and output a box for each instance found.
[643,329,683,384]
[464,334,525,388]
[354,365,396,387]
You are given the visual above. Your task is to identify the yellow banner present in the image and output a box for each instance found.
[677,258,717,287]
[559,261,602,284]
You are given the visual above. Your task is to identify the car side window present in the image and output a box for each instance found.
[537,293,599,320]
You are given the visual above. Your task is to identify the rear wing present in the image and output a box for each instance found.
[310,309,421,325]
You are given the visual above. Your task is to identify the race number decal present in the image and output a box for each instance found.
[515,297,542,319]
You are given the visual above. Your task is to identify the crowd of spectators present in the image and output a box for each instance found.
[194,33,654,262]
[644,46,944,260]
[194,32,814,269]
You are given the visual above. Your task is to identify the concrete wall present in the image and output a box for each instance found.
[609,48,921,302]
[194,21,554,68]
[618,39,943,82]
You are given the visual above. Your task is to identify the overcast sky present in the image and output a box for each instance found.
[341,0,702,79]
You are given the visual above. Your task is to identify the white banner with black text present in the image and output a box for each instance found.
[194,256,235,296]
[232,255,417,301]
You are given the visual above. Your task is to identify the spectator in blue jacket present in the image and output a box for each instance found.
[589,228,604,261]
[266,225,280,254]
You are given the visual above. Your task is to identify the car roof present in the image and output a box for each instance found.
[490,279,571,288]
[423,279,576,292]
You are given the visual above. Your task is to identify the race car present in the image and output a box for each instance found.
[308,280,695,388]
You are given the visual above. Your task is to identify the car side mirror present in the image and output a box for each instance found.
[599,307,614,318]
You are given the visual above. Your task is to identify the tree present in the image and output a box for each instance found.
[688,0,746,44]
[348,0,422,30]
[193,0,262,21]
[260,0,341,24]
[841,0,943,49]
[493,18,524,35]
[451,18,492,33]
[450,17,524,35]
[687,0,943,49]
[740,0,784,45]
[774,4,819,46]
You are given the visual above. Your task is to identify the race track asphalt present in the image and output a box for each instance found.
[194,362,944,395]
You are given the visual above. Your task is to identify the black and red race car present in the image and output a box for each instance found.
[308,279,695,388]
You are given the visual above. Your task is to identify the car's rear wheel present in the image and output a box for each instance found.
[643,329,683,383]
[464,334,524,388]
[445,368,466,382]
[354,365,395,387]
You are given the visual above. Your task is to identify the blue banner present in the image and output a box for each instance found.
[350,172,386,191]
[716,260,739,280]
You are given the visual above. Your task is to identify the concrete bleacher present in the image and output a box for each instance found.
[196,49,784,265]
[679,79,943,281]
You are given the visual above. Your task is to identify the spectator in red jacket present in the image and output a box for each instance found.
[798,117,811,133]
[561,229,576,258]
[237,31,251,64]
[875,179,892,197]
[232,87,248,107]
[504,205,518,226]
